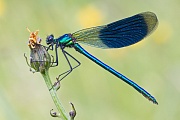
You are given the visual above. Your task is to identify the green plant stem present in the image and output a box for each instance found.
[41,70,68,120]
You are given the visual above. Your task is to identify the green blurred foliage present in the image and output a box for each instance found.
[0,0,180,120]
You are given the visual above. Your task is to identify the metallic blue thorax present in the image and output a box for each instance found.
[57,34,73,46]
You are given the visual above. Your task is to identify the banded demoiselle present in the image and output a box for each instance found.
[46,12,158,104]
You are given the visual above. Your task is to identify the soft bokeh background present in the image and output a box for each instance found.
[0,0,179,120]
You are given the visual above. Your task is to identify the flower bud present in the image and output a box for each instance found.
[69,102,76,119]
[50,109,60,117]
[30,44,51,73]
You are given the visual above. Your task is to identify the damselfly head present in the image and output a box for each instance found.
[27,27,41,49]
[46,34,54,45]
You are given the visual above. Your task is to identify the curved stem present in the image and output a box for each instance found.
[41,70,68,120]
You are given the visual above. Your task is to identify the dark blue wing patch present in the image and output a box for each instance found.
[99,12,158,48]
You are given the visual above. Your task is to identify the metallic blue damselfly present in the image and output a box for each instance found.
[46,12,158,104]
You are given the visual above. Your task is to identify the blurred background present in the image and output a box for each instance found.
[0,0,179,120]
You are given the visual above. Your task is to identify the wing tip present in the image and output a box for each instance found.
[139,12,159,35]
